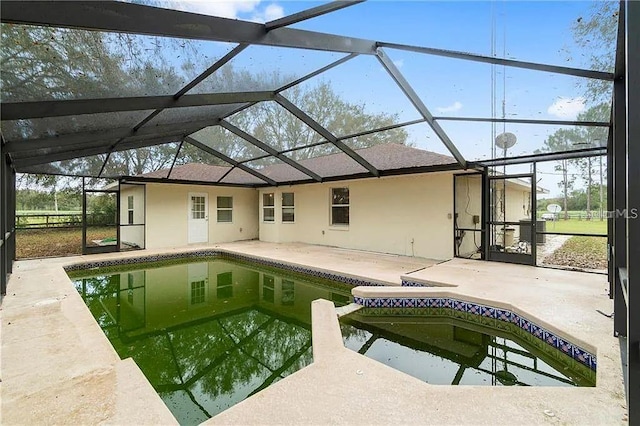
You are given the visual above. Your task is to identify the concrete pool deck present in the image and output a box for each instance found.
[1,241,627,424]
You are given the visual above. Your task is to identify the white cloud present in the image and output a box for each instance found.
[547,96,586,119]
[393,59,404,68]
[264,4,285,21]
[250,3,285,23]
[166,0,267,19]
[436,101,463,113]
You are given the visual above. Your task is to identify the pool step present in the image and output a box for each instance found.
[335,302,362,317]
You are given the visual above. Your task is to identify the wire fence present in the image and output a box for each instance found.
[16,213,116,229]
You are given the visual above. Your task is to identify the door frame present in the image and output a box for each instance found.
[453,172,486,259]
[82,182,120,255]
[187,192,209,244]
[485,167,537,266]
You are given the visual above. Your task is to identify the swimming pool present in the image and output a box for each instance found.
[68,254,595,424]
[69,256,352,425]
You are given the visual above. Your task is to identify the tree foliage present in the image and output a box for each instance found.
[3,23,408,194]
[538,104,608,218]
[571,1,619,104]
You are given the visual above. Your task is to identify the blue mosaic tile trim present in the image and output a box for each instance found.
[400,279,435,287]
[218,252,385,288]
[353,296,596,371]
[64,250,384,288]
[63,249,219,272]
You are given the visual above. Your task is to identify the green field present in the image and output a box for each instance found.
[541,219,607,235]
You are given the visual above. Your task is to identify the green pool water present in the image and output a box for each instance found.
[340,311,596,387]
[71,257,594,425]
[70,257,353,425]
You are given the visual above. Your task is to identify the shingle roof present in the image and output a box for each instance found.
[144,163,230,181]
[136,143,458,185]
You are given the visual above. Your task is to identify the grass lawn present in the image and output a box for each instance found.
[541,218,607,235]
[16,227,116,259]
[544,236,607,270]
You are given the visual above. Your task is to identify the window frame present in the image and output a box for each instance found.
[281,192,295,223]
[330,187,350,226]
[263,192,275,223]
[127,195,134,225]
[216,196,233,223]
[191,195,206,220]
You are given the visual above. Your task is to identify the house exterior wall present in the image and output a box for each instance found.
[119,184,146,248]
[454,174,482,257]
[489,179,533,247]
[144,183,258,249]
[258,172,455,260]
[505,184,532,241]
[453,175,535,257]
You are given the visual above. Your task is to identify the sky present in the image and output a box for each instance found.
[130,1,615,199]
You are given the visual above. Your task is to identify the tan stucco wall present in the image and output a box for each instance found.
[454,174,482,257]
[119,184,146,248]
[505,184,532,223]
[454,175,534,255]
[144,183,258,249]
[258,173,455,260]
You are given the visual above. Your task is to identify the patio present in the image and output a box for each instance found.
[1,242,625,424]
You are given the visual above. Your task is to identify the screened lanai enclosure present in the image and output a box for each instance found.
[0,0,637,418]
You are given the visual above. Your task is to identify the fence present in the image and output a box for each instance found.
[16,213,116,229]
[536,211,607,221]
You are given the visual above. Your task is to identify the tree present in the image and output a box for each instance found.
[536,129,578,220]
[224,81,408,164]
[3,23,408,187]
[571,1,619,104]
[540,104,608,220]
[567,105,608,220]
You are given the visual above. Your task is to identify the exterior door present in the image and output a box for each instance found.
[486,173,536,265]
[188,193,208,244]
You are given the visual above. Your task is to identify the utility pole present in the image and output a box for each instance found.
[586,156,592,221]
[599,154,604,221]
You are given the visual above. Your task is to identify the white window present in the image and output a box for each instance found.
[191,196,206,219]
[127,195,134,225]
[217,196,233,222]
[331,187,349,226]
[282,192,294,223]
[263,193,275,222]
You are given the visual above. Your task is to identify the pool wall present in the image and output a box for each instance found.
[64,248,392,287]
